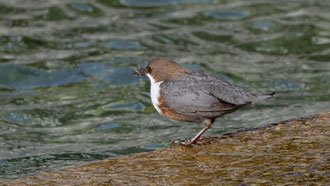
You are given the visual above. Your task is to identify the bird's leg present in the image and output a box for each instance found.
[181,119,213,146]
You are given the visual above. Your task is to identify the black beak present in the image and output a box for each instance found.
[133,67,146,77]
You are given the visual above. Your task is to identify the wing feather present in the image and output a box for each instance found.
[160,81,238,114]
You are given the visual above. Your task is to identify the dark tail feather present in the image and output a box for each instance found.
[263,92,275,99]
[247,92,275,102]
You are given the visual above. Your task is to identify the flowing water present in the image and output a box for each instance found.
[0,0,329,182]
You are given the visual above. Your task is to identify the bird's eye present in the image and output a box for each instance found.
[146,67,152,74]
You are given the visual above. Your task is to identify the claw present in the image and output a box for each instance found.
[170,138,211,146]
[169,139,194,146]
[180,140,193,146]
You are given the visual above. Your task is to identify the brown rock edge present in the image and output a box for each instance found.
[3,111,330,185]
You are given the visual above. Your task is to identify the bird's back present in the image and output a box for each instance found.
[178,71,273,105]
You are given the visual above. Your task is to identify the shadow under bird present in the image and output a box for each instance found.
[134,57,274,146]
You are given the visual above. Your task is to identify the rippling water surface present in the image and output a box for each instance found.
[0,0,329,182]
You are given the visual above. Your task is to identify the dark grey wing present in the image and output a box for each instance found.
[160,81,237,113]
[179,71,272,105]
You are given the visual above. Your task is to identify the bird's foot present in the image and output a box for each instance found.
[169,139,191,146]
[169,137,211,146]
[180,139,193,146]
[169,139,195,146]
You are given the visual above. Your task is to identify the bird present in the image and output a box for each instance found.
[134,57,274,146]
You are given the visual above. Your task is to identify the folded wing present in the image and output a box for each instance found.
[160,81,242,114]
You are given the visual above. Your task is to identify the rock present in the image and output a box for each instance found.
[3,111,330,185]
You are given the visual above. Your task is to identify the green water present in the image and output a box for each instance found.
[0,0,329,182]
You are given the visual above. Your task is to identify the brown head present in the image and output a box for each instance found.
[134,57,190,82]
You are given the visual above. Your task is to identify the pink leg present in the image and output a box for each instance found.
[181,119,213,146]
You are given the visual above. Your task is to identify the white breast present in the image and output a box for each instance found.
[146,74,163,114]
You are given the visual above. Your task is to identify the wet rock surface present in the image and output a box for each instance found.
[3,111,329,185]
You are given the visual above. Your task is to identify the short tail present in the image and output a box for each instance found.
[247,92,275,102]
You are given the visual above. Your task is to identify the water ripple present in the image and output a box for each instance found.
[104,40,143,50]
[0,64,85,89]
[207,10,249,20]
[119,0,212,7]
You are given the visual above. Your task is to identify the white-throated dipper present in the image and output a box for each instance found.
[134,57,274,146]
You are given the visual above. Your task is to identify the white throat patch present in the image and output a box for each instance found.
[146,74,163,114]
